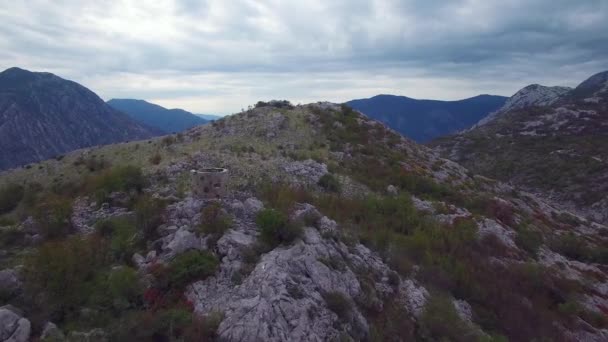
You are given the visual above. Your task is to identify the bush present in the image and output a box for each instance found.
[418,293,481,342]
[34,195,73,239]
[515,225,543,256]
[199,202,232,236]
[168,250,219,288]
[135,195,166,240]
[24,235,111,317]
[96,217,139,262]
[323,291,352,321]
[105,267,142,311]
[149,153,162,165]
[0,183,24,214]
[317,173,340,192]
[91,166,146,202]
[256,209,302,247]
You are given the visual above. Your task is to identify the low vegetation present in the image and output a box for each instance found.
[256,208,302,247]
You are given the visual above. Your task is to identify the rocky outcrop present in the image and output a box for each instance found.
[187,204,427,342]
[0,306,30,342]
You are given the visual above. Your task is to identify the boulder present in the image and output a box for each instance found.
[0,307,30,342]
[0,269,21,298]
[243,198,264,215]
[41,322,65,341]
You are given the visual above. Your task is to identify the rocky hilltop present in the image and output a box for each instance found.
[474,84,572,127]
[0,67,157,170]
[0,101,607,341]
[433,71,608,225]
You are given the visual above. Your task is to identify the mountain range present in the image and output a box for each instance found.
[347,94,507,142]
[107,99,210,133]
[432,70,608,224]
[0,67,157,170]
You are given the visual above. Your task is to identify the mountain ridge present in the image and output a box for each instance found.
[432,70,608,224]
[0,67,157,170]
[107,98,209,133]
[347,93,507,142]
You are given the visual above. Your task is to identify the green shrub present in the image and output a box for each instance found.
[0,183,24,214]
[24,235,111,317]
[256,209,302,247]
[318,173,340,192]
[34,195,73,239]
[96,217,139,262]
[199,202,232,236]
[323,291,352,321]
[106,267,142,311]
[515,225,543,256]
[168,250,219,288]
[135,195,166,240]
[91,166,146,202]
[418,293,481,342]
[0,226,25,248]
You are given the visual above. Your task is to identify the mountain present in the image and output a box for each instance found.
[474,84,572,127]
[107,99,208,133]
[195,113,222,121]
[1,101,607,341]
[432,71,608,224]
[346,94,507,142]
[0,67,157,170]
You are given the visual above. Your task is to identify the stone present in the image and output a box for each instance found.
[132,253,146,269]
[0,269,21,297]
[41,322,65,341]
[386,185,398,196]
[161,227,205,260]
[243,198,264,215]
[0,307,31,342]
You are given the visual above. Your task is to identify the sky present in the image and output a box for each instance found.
[1,0,607,115]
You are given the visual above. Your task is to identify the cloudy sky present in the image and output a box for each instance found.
[1,0,607,114]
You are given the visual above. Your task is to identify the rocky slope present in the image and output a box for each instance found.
[0,102,607,341]
[433,71,608,225]
[107,99,209,133]
[0,67,157,170]
[474,84,572,127]
[347,94,507,142]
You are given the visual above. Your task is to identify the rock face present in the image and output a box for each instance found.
[187,204,426,342]
[0,67,157,170]
[0,307,30,342]
[432,70,608,225]
[475,84,572,127]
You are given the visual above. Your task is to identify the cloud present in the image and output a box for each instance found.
[0,0,607,114]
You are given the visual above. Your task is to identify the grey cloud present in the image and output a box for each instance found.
[0,0,607,114]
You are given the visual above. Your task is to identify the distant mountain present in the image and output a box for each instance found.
[346,94,507,142]
[0,67,156,170]
[107,99,208,133]
[432,70,608,223]
[195,114,222,121]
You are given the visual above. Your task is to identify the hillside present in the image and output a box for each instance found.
[0,101,606,341]
[107,99,209,133]
[0,67,157,171]
[433,71,608,224]
[347,94,507,142]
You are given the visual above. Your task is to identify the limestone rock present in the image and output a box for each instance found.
[41,322,65,341]
[0,307,30,342]
[243,198,264,215]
